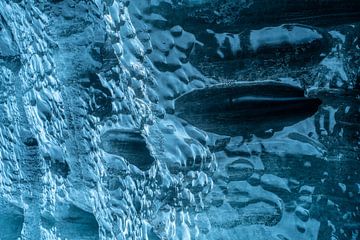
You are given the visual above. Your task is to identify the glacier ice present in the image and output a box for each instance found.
[0,0,359,239]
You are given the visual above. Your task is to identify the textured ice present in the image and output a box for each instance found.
[0,0,359,240]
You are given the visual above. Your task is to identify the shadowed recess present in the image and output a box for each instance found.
[153,0,360,32]
[175,81,322,137]
[51,203,99,240]
[100,129,155,171]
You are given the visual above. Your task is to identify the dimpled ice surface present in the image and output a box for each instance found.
[0,0,359,240]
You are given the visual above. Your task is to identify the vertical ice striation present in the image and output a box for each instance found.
[0,0,359,240]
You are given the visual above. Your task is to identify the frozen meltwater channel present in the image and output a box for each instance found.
[0,0,359,239]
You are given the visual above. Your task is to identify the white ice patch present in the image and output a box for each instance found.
[321,56,348,82]
[211,31,241,58]
[329,30,346,43]
[250,25,322,51]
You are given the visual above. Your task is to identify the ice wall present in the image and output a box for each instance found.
[0,0,359,239]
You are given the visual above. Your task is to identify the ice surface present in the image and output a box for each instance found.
[0,0,359,240]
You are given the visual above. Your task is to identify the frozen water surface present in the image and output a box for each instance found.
[0,0,359,239]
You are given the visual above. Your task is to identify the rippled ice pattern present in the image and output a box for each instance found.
[0,0,359,239]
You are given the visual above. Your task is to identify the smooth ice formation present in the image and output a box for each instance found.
[0,0,359,240]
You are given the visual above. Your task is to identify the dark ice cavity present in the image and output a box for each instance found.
[175,81,321,137]
[100,129,155,171]
[160,0,360,31]
[51,203,99,240]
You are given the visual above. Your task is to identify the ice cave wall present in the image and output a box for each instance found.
[0,0,359,240]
